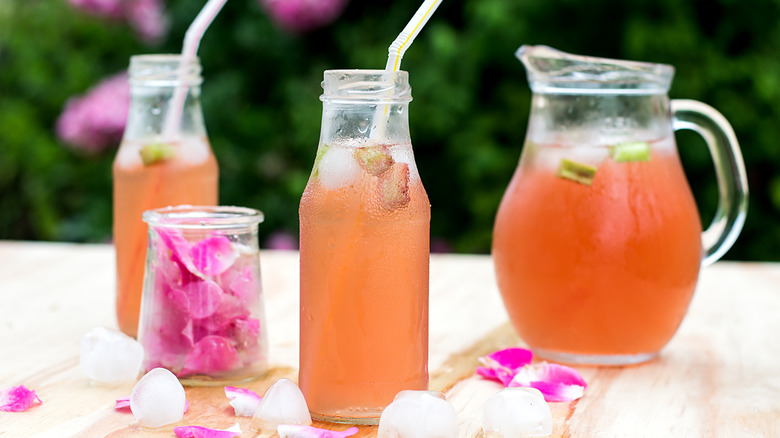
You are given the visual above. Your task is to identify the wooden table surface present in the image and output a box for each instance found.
[0,241,778,437]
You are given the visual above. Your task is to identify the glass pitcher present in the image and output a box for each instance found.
[298,70,430,424]
[113,55,219,337]
[492,46,748,365]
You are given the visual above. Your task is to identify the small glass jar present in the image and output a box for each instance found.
[138,205,268,385]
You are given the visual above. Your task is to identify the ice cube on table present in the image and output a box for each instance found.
[130,368,187,428]
[79,327,144,384]
[482,387,552,438]
[251,378,312,431]
[377,390,459,438]
[318,146,361,190]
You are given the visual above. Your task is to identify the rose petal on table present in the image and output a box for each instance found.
[477,347,534,386]
[190,236,238,277]
[0,385,42,412]
[224,386,262,417]
[180,336,242,376]
[278,425,359,438]
[115,396,131,410]
[174,423,241,438]
[509,362,587,402]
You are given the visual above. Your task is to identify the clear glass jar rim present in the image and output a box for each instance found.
[143,205,264,229]
[129,54,203,86]
[321,69,412,102]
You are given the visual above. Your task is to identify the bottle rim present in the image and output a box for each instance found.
[143,205,264,229]
[321,69,412,103]
[129,54,203,87]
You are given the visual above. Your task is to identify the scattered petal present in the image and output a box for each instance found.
[477,347,533,386]
[174,423,241,438]
[278,425,359,438]
[482,387,552,437]
[0,386,42,412]
[225,386,262,417]
[252,379,312,431]
[115,396,131,410]
[509,362,587,402]
[190,236,239,277]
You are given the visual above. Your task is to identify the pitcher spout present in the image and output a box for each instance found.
[516,45,675,94]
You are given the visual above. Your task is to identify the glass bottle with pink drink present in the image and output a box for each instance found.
[299,70,430,424]
[113,55,218,337]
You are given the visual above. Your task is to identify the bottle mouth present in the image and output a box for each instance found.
[143,205,264,229]
[129,54,203,87]
[517,45,675,95]
[321,69,412,103]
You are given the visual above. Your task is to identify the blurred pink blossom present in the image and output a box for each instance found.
[68,0,124,19]
[264,231,298,250]
[67,0,168,43]
[431,237,452,253]
[125,0,169,43]
[56,73,130,153]
[260,0,349,34]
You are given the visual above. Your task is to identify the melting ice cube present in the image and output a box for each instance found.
[317,146,361,191]
[481,387,552,437]
[80,327,144,384]
[377,390,459,438]
[251,378,312,431]
[130,368,187,428]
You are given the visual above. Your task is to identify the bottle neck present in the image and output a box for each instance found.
[123,54,206,142]
[319,69,413,147]
[319,100,411,146]
[124,84,206,141]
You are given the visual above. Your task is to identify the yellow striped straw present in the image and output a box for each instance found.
[370,0,443,142]
[385,0,444,71]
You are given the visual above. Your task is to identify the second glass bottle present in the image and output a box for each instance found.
[113,55,219,337]
[299,70,430,424]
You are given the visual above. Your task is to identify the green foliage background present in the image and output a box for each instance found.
[0,0,778,260]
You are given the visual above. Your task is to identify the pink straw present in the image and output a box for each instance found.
[162,0,229,141]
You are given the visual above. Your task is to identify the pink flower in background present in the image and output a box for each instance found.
[125,0,169,43]
[67,0,168,43]
[56,73,130,153]
[68,0,124,19]
[260,0,349,34]
[264,231,298,250]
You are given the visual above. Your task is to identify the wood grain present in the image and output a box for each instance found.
[0,242,778,437]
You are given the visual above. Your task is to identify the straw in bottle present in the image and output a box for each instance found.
[162,0,229,141]
[369,0,443,141]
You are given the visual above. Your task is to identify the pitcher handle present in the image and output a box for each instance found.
[671,99,749,266]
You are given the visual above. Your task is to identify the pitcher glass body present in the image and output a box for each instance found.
[492,46,748,365]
